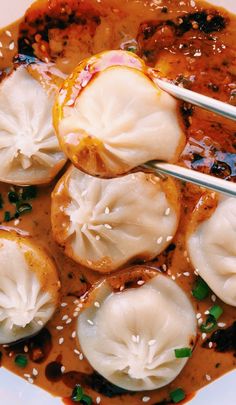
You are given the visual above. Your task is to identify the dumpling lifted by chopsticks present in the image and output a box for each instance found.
[54,50,185,178]
[0,60,67,185]
[51,166,180,272]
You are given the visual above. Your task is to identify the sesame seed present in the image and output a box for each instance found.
[137,280,145,286]
[95,235,101,241]
[196,313,202,319]
[24,346,29,353]
[204,310,210,315]
[87,260,92,266]
[28,378,34,384]
[61,303,68,307]
[66,99,74,106]
[166,236,173,242]
[59,338,64,345]
[186,257,190,263]
[205,374,211,381]
[5,30,12,37]
[162,264,167,272]
[209,342,213,349]
[184,251,188,257]
[0,51,3,58]
[0,42,2,47]
[94,301,100,308]
[56,326,64,331]
[167,269,171,276]
[157,236,163,244]
[37,320,43,326]
[61,366,66,373]
[62,315,69,321]
[190,0,196,6]
[24,374,31,378]
[120,285,125,291]
[211,294,216,302]
[165,207,171,216]
[9,41,15,50]
[183,272,190,277]
[171,275,176,281]
[74,349,80,355]
[66,318,72,324]
[14,219,20,226]
[218,323,226,328]
[78,303,83,308]
[104,224,112,230]
[202,333,207,340]
[79,353,84,360]
[132,335,140,343]
[72,331,77,338]
[96,397,101,404]
[73,312,79,317]
[87,319,94,326]
[105,207,110,214]
[148,339,156,346]
[142,397,151,403]
[74,299,79,305]
[32,368,38,376]
[198,318,203,325]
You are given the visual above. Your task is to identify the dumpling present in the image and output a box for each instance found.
[77,267,196,391]
[188,195,236,306]
[0,63,67,185]
[0,230,60,344]
[53,50,185,178]
[51,165,180,272]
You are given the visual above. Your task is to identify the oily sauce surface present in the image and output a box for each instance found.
[0,0,236,404]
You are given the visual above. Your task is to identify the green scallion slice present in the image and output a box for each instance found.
[81,395,92,405]
[175,347,192,358]
[192,277,210,300]
[16,203,32,217]
[8,191,19,204]
[14,354,28,368]
[71,385,84,402]
[170,388,186,403]
[209,305,223,320]
[200,315,217,333]
[4,211,12,222]
[22,186,37,200]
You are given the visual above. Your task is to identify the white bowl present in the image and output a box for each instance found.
[0,0,235,404]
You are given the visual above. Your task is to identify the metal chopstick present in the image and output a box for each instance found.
[142,161,236,198]
[155,78,236,122]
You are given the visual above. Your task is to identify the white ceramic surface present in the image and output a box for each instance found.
[0,0,235,404]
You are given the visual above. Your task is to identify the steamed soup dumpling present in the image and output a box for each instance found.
[188,196,236,306]
[54,50,185,178]
[77,270,196,391]
[0,230,60,344]
[51,166,180,272]
[0,63,67,185]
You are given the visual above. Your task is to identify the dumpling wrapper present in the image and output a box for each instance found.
[0,230,60,344]
[54,50,185,178]
[51,166,180,272]
[77,273,196,391]
[0,64,67,185]
[188,196,236,307]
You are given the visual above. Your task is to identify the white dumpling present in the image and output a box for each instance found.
[0,230,60,343]
[51,166,180,272]
[54,50,185,178]
[0,65,67,185]
[77,272,196,391]
[188,196,236,306]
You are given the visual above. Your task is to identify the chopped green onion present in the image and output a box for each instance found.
[170,388,186,403]
[81,395,92,405]
[14,354,28,368]
[4,211,12,222]
[22,186,37,200]
[175,347,192,358]
[16,203,32,216]
[8,191,19,204]
[71,385,84,402]
[200,315,217,333]
[209,305,223,320]
[127,46,137,53]
[192,277,210,300]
